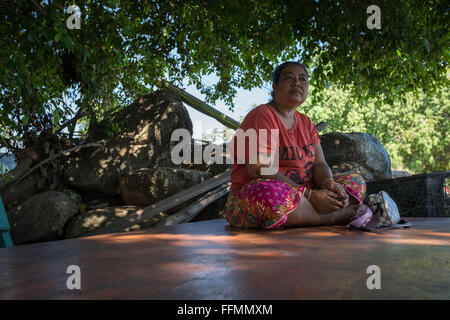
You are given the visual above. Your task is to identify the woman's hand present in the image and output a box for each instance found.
[322,180,349,208]
[309,189,346,214]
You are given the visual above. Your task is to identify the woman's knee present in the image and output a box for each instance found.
[334,173,367,205]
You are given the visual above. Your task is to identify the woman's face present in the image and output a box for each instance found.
[272,64,309,107]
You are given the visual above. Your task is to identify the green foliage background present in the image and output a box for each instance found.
[0,0,448,174]
[301,85,449,173]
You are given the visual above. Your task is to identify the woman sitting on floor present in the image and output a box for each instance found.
[226,61,366,229]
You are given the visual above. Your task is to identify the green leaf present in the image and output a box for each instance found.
[423,39,430,53]
[0,0,448,174]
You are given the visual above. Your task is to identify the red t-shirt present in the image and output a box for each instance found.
[230,104,320,191]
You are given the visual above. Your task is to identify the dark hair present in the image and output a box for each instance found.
[271,61,309,99]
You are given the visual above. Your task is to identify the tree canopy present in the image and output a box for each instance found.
[302,85,449,173]
[0,0,448,172]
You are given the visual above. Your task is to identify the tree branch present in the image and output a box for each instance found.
[30,0,47,16]
[156,182,231,227]
[11,139,107,187]
[55,108,87,135]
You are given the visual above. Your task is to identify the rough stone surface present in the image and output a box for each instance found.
[330,161,374,182]
[392,171,412,179]
[1,172,40,211]
[63,90,193,196]
[65,205,168,238]
[7,191,79,245]
[119,167,211,206]
[0,157,33,191]
[0,158,40,211]
[320,132,392,182]
[53,188,83,206]
[176,141,232,177]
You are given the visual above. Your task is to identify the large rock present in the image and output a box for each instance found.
[320,132,392,182]
[7,191,79,245]
[63,90,193,196]
[0,157,32,190]
[329,162,374,182]
[1,172,40,212]
[392,170,411,179]
[0,157,40,211]
[176,141,232,177]
[119,167,211,206]
[65,205,168,238]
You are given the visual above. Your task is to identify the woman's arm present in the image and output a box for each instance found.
[245,149,344,214]
[311,143,334,188]
[311,143,349,208]
[246,152,301,188]
[246,144,334,190]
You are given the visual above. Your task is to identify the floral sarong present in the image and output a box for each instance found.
[225,173,366,229]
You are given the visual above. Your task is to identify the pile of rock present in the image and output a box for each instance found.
[319,132,392,182]
[1,89,396,246]
[1,90,230,245]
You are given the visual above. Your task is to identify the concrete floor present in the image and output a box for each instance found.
[0,217,449,299]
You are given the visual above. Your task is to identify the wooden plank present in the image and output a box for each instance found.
[155,79,241,129]
[156,182,231,227]
[86,169,231,236]
[1,217,448,299]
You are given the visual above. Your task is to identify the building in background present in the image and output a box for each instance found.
[202,127,235,145]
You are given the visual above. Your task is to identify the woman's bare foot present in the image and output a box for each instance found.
[322,204,359,225]
[285,197,361,227]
